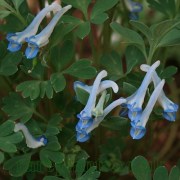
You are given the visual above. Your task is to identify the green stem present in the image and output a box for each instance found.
[89,27,97,62]
[147,45,156,65]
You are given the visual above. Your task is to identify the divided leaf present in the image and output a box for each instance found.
[0,52,22,76]
[2,93,35,123]
[65,59,97,79]
[3,154,31,177]
[110,22,146,57]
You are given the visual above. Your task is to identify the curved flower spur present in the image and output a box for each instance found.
[122,61,160,123]
[130,79,165,139]
[14,123,47,148]
[6,1,62,52]
[140,64,179,121]
[74,80,119,102]
[25,5,72,59]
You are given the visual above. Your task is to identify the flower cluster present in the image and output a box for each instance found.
[120,60,179,139]
[124,0,143,20]
[14,123,47,148]
[6,2,71,59]
[74,70,126,142]
[74,61,178,142]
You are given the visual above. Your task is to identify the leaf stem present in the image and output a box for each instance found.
[89,27,97,62]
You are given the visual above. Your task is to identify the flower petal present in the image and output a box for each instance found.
[7,41,22,52]
[76,131,90,142]
[25,45,39,59]
[130,125,146,139]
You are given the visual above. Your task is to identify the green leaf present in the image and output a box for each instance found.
[44,136,61,151]
[102,117,129,132]
[45,126,60,136]
[150,20,180,47]
[65,59,97,79]
[91,13,108,24]
[44,176,62,180]
[2,93,35,123]
[62,0,91,17]
[61,15,82,25]
[76,159,86,178]
[4,154,31,177]
[153,166,168,180]
[0,42,6,58]
[0,0,13,11]
[123,82,137,95]
[50,40,75,71]
[74,85,89,105]
[40,149,64,168]
[125,45,145,74]
[158,28,180,47]
[78,166,100,180]
[50,73,66,93]
[0,52,22,76]
[0,152,4,164]
[110,22,146,57]
[0,139,17,153]
[56,163,71,179]
[40,81,54,99]
[131,156,151,180]
[16,80,41,100]
[0,120,14,137]
[16,78,62,100]
[147,0,176,18]
[100,51,123,80]
[1,132,23,144]
[75,21,91,39]
[0,10,11,19]
[169,166,180,180]
[91,0,118,24]
[130,20,152,44]
[0,132,23,153]
[50,22,78,48]
[12,0,24,10]
[48,114,63,126]
[160,66,178,79]
[45,115,62,137]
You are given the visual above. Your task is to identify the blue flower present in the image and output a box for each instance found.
[76,112,94,130]
[130,79,165,139]
[76,131,90,143]
[75,70,125,142]
[124,61,160,122]
[140,64,179,121]
[7,2,61,52]
[86,98,127,134]
[76,97,126,143]
[124,0,143,20]
[14,123,47,148]
[36,135,48,145]
[25,5,72,59]
[129,12,139,20]
[124,0,143,13]
[77,70,108,119]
